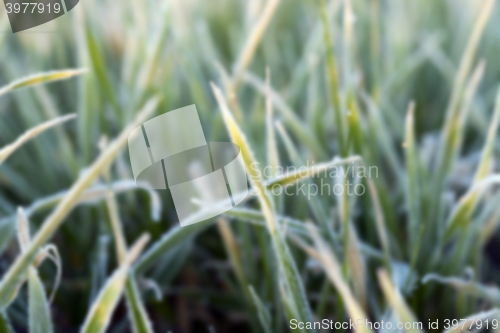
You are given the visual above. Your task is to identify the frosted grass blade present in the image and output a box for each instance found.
[0,69,87,97]
[211,82,315,330]
[0,114,76,165]
[80,234,150,333]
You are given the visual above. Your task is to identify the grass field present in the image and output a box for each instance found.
[1,0,500,332]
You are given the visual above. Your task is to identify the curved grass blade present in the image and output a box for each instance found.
[249,285,272,333]
[211,82,315,330]
[28,268,53,333]
[0,69,87,97]
[106,185,154,333]
[0,114,76,165]
[306,223,372,333]
[319,0,345,155]
[423,273,500,306]
[80,234,150,333]
[446,175,500,239]
[125,277,154,333]
[377,269,423,333]
[232,0,281,86]
[265,155,361,187]
[473,87,500,183]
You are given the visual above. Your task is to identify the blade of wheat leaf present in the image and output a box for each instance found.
[266,67,280,175]
[249,285,272,333]
[0,114,76,165]
[16,208,54,333]
[306,223,372,333]
[444,86,500,238]
[124,277,154,333]
[446,174,500,239]
[473,87,500,182]
[423,273,500,306]
[28,268,53,333]
[320,0,346,156]
[211,82,315,330]
[404,102,420,248]
[265,155,362,187]
[0,180,161,257]
[442,308,500,333]
[433,0,494,211]
[232,0,281,87]
[366,179,392,272]
[0,98,159,308]
[436,60,485,189]
[275,121,331,232]
[347,224,367,310]
[105,186,154,333]
[377,269,424,333]
[0,69,87,97]
[80,234,150,333]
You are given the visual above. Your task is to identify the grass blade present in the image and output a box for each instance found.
[320,0,346,155]
[404,102,420,246]
[232,0,281,86]
[473,87,500,182]
[377,269,424,333]
[0,69,87,97]
[28,268,53,333]
[423,273,500,306]
[306,223,372,333]
[249,285,272,333]
[80,234,150,333]
[105,175,154,333]
[211,82,315,330]
[265,156,361,187]
[0,114,76,165]
[266,67,279,175]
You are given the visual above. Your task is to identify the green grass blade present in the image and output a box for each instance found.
[232,0,281,86]
[473,87,500,183]
[124,277,155,333]
[265,155,361,187]
[211,82,315,330]
[306,223,372,333]
[423,273,500,306]
[105,172,154,333]
[249,285,272,333]
[377,269,423,333]
[320,0,346,156]
[0,69,87,97]
[433,0,494,210]
[404,102,420,245]
[80,234,149,333]
[0,114,76,165]
[28,268,53,333]
[265,68,279,175]
[446,175,500,239]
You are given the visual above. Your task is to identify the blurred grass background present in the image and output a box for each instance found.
[0,0,500,332]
